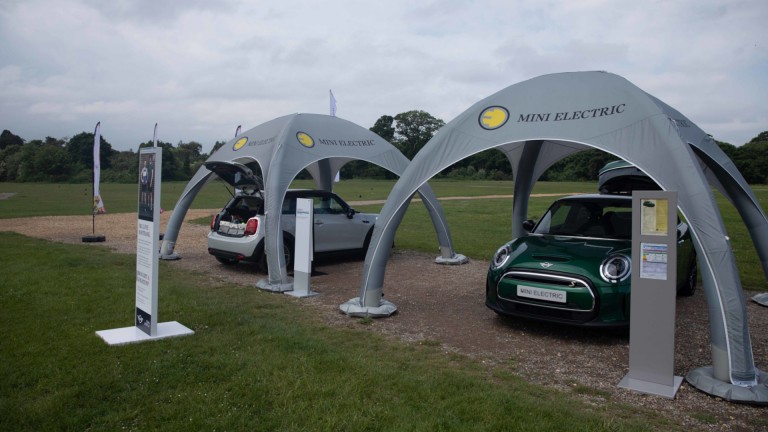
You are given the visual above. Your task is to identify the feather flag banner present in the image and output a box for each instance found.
[93,122,106,214]
[330,89,337,117]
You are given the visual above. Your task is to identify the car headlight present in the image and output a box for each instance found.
[491,244,512,270]
[600,254,631,283]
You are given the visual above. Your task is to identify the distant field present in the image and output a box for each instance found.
[0,179,595,217]
[1,180,766,290]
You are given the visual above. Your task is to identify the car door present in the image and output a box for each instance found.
[312,194,365,252]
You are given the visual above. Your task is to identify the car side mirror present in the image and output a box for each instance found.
[347,208,357,219]
[522,219,536,232]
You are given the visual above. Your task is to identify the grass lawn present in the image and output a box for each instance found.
[0,232,671,431]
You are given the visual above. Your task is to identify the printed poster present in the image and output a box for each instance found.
[640,242,668,280]
[641,199,669,236]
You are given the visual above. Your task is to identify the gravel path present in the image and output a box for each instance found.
[3,209,768,431]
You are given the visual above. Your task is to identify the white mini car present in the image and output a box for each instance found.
[205,161,378,270]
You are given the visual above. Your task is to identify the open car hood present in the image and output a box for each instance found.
[598,160,661,195]
[204,161,262,189]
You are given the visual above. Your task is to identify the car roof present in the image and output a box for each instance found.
[559,193,631,201]
[286,189,333,196]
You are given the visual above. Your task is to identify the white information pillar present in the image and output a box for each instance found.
[619,190,681,398]
[96,147,193,345]
[135,149,162,335]
[286,198,318,298]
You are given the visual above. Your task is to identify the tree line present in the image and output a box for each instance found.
[1,115,766,184]
[0,129,223,183]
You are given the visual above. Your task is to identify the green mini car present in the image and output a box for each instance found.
[485,193,698,327]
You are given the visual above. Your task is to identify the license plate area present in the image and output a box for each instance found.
[516,285,566,303]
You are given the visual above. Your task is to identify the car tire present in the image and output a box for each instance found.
[215,256,238,266]
[256,255,268,273]
[361,227,395,253]
[362,227,374,251]
[678,261,697,297]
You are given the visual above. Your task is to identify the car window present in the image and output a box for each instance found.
[282,197,297,214]
[312,195,346,214]
[281,192,350,215]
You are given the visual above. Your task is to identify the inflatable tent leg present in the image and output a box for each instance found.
[340,197,410,318]
[160,173,210,260]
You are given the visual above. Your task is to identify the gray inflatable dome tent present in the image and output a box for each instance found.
[160,113,466,313]
[350,71,768,403]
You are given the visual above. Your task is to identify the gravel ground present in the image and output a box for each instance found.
[3,209,768,431]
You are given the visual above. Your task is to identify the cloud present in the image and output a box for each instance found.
[1,0,766,151]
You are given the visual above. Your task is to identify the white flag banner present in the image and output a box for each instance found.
[235,125,242,137]
[93,122,106,214]
[330,89,337,117]
[153,123,158,147]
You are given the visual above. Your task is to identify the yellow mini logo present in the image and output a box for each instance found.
[479,106,509,130]
[233,137,248,151]
[296,132,314,148]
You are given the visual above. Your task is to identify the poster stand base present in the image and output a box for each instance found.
[96,321,194,346]
[285,289,319,298]
[284,270,318,298]
[82,235,106,243]
[618,374,682,399]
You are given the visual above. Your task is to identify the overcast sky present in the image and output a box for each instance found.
[1,0,766,153]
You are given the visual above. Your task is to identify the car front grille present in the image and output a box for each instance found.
[495,270,599,323]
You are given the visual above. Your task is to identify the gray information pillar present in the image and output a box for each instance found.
[619,191,682,398]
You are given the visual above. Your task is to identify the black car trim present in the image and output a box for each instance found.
[485,296,624,328]
[207,240,265,262]
[496,270,597,313]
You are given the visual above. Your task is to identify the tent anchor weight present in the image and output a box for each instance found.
[339,297,397,318]
[255,278,294,293]
[435,253,468,265]
[751,293,768,307]
[82,234,106,243]
[686,367,768,404]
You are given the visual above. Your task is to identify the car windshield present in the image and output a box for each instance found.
[532,198,632,239]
